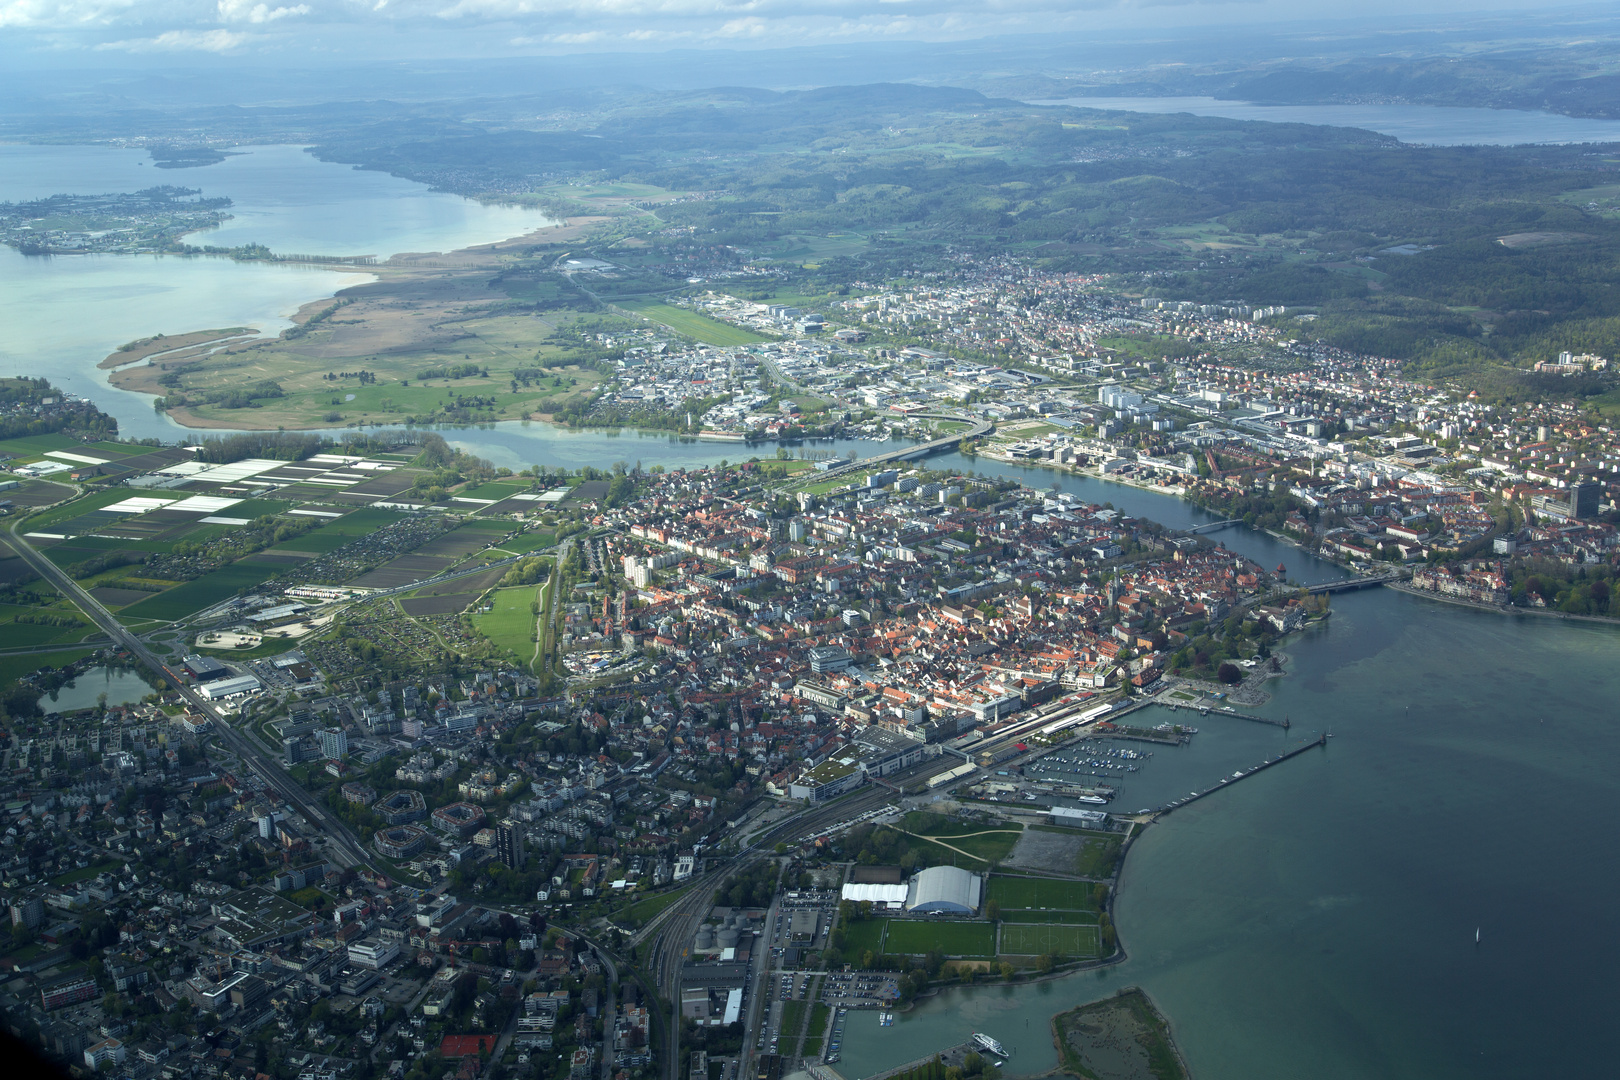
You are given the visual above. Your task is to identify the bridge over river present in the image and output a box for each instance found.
[852,413,993,467]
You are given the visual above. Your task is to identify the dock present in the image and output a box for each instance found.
[1157,700,1290,728]
[1150,733,1329,817]
[860,1043,977,1080]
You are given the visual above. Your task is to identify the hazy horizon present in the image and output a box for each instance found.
[1,0,1615,72]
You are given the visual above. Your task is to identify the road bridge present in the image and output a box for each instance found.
[1300,571,1406,595]
[1184,519,1244,534]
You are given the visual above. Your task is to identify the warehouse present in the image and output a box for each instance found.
[197,674,262,700]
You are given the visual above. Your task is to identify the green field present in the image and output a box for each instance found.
[224,498,294,519]
[910,828,1022,864]
[270,530,357,554]
[623,302,772,347]
[52,858,119,886]
[882,919,996,958]
[805,1002,830,1049]
[120,559,285,621]
[622,884,692,924]
[462,480,534,500]
[780,1000,808,1040]
[46,536,176,562]
[22,488,134,529]
[839,918,885,959]
[0,433,93,457]
[987,875,1099,911]
[473,585,541,670]
[1002,910,1098,925]
[313,507,405,535]
[0,618,94,649]
[0,648,96,688]
[1074,837,1122,878]
[496,531,556,554]
[999,923,1099,957]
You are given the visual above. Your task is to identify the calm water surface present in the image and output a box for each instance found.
[38,664,157,714]
[835,468,1620,1080]
[1027,96,1620,145]
[0,143,553,439]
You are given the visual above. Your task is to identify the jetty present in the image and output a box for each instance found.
[1158,700,1290,728]
[1150,733,1329,817]
[860,1043,978,1080]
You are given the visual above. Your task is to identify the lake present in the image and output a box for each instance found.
[38,664,157,714]
[0,142,554,440]
[1026,96,1620,146]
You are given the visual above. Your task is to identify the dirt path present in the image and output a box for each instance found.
[893,827,1021,862]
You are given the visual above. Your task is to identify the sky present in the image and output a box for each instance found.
[0,0,1595,61]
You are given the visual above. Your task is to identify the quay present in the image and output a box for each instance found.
[1158,699,1290,729]
[856,1042,978,1080]
[1150,733,1329,817]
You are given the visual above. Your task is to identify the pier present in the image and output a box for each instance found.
[1157,700,1291,728]
[1151,733,1329,817]
[858,1042,978,1080]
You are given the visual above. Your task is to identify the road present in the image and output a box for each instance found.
[6,519,380,876]
[629,784,907,1080]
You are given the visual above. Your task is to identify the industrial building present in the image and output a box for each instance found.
[197,674,262,700]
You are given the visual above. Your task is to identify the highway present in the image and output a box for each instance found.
[6,519,380,876]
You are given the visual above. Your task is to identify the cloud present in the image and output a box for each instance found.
[217,0,311,22]
[98,27,249,49]
[0,0,139,29]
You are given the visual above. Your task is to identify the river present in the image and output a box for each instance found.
[1025,96,1620,146]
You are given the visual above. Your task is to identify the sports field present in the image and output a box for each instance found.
[999,923,1099,957]
[882,919,996,957]
[987,875,1098,910]
[473,585,541,670]
[623,302,772,347]
[1002,909,1098,925]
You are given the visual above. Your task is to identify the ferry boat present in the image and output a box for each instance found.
[971,1033,1008,1057]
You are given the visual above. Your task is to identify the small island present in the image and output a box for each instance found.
[1053,989,1191,1080]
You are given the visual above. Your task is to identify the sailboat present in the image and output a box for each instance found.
[1475,927,1481,947]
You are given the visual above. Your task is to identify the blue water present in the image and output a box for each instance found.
[1027,96,1620,146]
[0,143,553,440]
[829,461,1620,1080]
